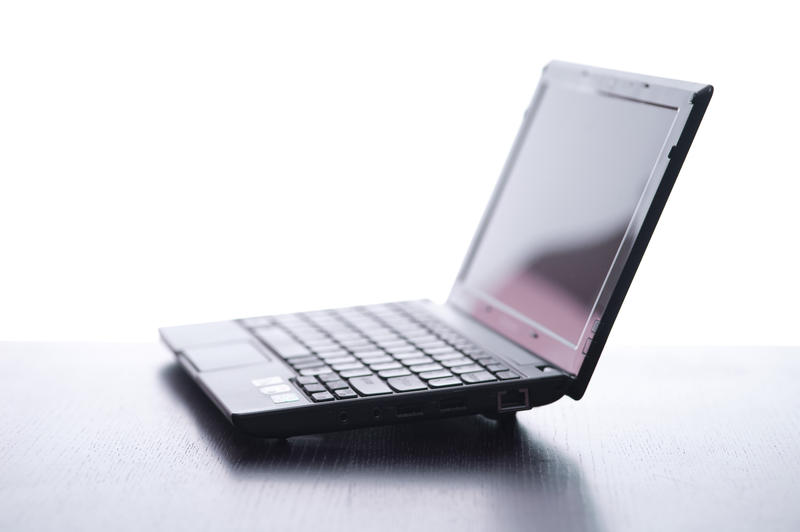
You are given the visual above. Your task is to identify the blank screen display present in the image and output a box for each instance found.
[462,84,676,347]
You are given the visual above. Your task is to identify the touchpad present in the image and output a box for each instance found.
[183,341,270,372]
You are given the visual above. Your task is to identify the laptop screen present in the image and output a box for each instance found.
[456,79,678,370]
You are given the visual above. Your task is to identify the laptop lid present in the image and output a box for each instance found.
[448,61,712,398]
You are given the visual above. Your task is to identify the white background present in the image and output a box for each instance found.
[1,1,797,345]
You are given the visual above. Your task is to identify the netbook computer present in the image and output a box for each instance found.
[160,61,713,438]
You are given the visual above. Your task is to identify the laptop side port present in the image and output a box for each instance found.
[497,388,530,413]
[395,405,425,418]
[438,398,467,413]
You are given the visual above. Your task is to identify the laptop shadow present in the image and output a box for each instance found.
[160,363,605,531]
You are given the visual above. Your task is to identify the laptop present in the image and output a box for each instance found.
[160,61,713,438]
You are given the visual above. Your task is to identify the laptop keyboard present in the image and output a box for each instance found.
[240,301,520,402]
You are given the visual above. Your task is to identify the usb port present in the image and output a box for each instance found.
[395,405,424,418]
[439,398,467,413]
[497,388,530,413]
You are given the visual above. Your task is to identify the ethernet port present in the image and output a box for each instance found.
[497,388,530,413]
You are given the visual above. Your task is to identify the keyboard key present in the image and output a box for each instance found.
[378,368,411,378]
[325,379,350,390]
[315,347,348,356]
[402,356,433,366]
[334,388,358,399]
[441,357,473,367]
[351,349,384,357]
[384,345,416,355]
[254,327,311,358]
[393,350,424,360]
[323,355,357,364]
[241,316,273,328]
[429,377,462,388]
[340,368,373,378]
[335,338,366,346]
[415,341,448,350]
[304,339,339,349]
[332,362,365,371]
[378,340,409,349]
[273,316,304,328]
[451,364,483,375]
[387,375,427,392]
[364,328,396,337]
[292,360,325,370]
[340,339,373,350]
[360,355,394,365]
[475,357,497,366]
[295,376,317,385]
[300,366,333,376]
[394,323,425,332]
[496,370,520,380]
[366,333,399,342]
[332,332,362,341]
[410,363,443,373]
[424,346,457,355]
[311,391,335,402]
[461,371,496,384]
[318,372,341,382]
[406,333,438,343]
[370,361,402,371]
[486,363,509,373]
[289,355,321,365]
[432,352,463,361]
[419,369,452,380]
[291,330,324,342]
[349,375,392,396]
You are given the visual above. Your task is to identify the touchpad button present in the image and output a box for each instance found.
[183,341,270,371]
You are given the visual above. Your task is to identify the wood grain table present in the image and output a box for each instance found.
[1,342,797,531]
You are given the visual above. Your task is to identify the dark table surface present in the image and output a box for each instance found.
[1,342,797,532]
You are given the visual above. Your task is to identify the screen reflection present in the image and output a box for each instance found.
[462,83,676,349]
